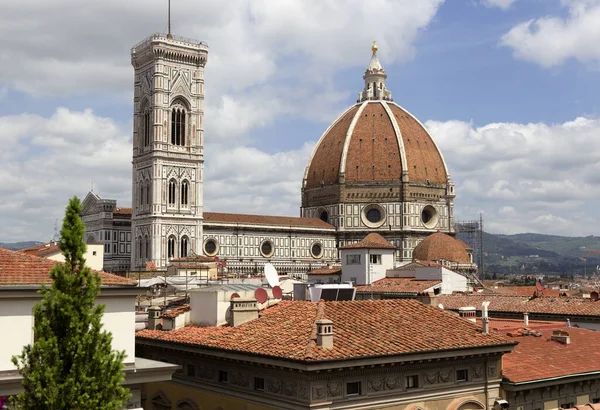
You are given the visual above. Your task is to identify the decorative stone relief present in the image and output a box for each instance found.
[283,380,297,397]
[298,383,309,400]
[439,369,452,383]
[473,365,484,380]
[327,381,342,398]
[488,364,497,378]
[230,371,248,387]
[367,378,384,392]
[385,376,401,390]
[424,369,452,384]
[425,372,438,385]
[267,379,282,394]
[197,367,214,380]
[312,385,326,400]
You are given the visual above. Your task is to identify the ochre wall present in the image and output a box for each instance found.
[144,381,279,410]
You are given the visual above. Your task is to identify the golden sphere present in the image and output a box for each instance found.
[372,41,378,53]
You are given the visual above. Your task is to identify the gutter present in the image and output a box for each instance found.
[503,370,600,387]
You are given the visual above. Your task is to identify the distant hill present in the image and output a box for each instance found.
[480,232,600,276]
[0,241,43,251]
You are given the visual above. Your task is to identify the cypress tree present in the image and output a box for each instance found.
[12,197,130,409]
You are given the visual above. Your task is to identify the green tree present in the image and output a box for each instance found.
[12,197,129,410]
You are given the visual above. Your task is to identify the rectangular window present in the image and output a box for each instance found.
[120,232,125,242]
[456,369,468,382]
[560,403,574,410]
[218,370,228,383]
[346,254,361,265]
[369,254,382,264]
[126,232,131,242]
[113,244,117,254]
[254,377,265,391]
[92,251,97,256]
[126,244,131,253]
[593,398,600,404]
[113,231,117,241]
[186,364,195,377]
[405,375,418,389]
[346,381,361,396]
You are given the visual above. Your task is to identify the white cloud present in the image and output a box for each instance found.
[500,0,600,67]
[481,0,518,10]
[426,115,600,235]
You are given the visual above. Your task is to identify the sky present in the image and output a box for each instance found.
[2,0,600,242]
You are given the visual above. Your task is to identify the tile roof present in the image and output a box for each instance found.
[136,299,514,362]
[438,294,600,317]
[339,233,396,250]
[413,232,471,264]
[562,405,600,410]
[494,319,600,383]
[307,267,342,275]
[113,207,132,216]
[162,304,191,318]
[492,285,561,297]
[0,247,136,287]
[170,255,215,268]
[19,243,61,257]
[203,212,334,229]
[355,277,441,294]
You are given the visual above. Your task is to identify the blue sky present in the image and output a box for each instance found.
[2,0,600,241]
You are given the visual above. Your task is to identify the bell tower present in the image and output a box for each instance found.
[130,31,208,270]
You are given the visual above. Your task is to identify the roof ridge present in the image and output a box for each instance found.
[303,300,327,359]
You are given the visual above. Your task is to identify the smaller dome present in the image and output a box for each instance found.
[413,232,471,264]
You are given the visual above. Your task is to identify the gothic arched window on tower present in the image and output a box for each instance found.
[168,236,176,259]
[140,184,145,206]
[180,236,189,258]
[144,235,150,261]
[181,180,189,207]
[146,181,152,206]
[171,106,186,146]
[168,179,177,206]
[137,236,142,261]
[143,106,151,147]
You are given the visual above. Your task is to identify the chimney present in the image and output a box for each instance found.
[316,319,334,349]
[230,297,259,327]
[417,291,439,307]
[523,312,529,327]
[550,329,570,345]
[147,306,162,330]
[458,306,477,323]
[481,301,490,334]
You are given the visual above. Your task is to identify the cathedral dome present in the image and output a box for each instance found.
[303,43,449,190]
[412,232,471,264]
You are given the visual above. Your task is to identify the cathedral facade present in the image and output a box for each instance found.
[82,34,456,273]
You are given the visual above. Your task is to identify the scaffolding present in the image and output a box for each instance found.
[455,213,485,279]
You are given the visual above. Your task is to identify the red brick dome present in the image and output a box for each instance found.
[413,232,471,264]
[303,100,449,189]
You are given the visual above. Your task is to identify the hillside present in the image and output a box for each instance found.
[482,232,600,276]
[0,241,43,251]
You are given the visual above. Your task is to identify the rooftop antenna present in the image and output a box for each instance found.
[90,178,94,193]
[52,219,60,242]
[167,0,173,39]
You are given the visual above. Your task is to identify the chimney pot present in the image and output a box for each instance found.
[550,329,570,344]
[147,306,162,330]
[229,297,259,327]
[458,306,477,323]
[524,312,529,326]
[316,319,334,349]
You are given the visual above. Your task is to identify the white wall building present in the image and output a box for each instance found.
[339,233,396,285]
[0,247,177,407]
[19,241,104,271]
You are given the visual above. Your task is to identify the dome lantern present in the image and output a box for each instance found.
[358,41,392,102]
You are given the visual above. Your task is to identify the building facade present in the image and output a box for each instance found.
[130,33,208,271]
[83,35,459,274]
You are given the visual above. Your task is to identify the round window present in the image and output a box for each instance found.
[260,240,274,257]
[203,239,218,256]
[366,208,382,223]
[310,242,323,258]
[421,205,439,229]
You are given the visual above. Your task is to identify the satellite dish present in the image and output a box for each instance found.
[230,292,240,300]
[264,262,280,288]
[272,285,283,299]
[255,288,268,304]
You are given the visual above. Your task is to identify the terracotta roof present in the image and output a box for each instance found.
[136,299,514,362]
[19,243,61,257]
[171,255,214,263]
[307,267,342,275]
[562,405,600,410]
[355,277,441,294]
[203,212,334,229]
[413,232,471,264]
[113,207,132,216]
[339,233,396,250]
[492,285,561,297]
[438,294,600,317]
[493,319,600,383]
[0,247,136,287]
[162,304,191,318]
[304,101,448,189]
